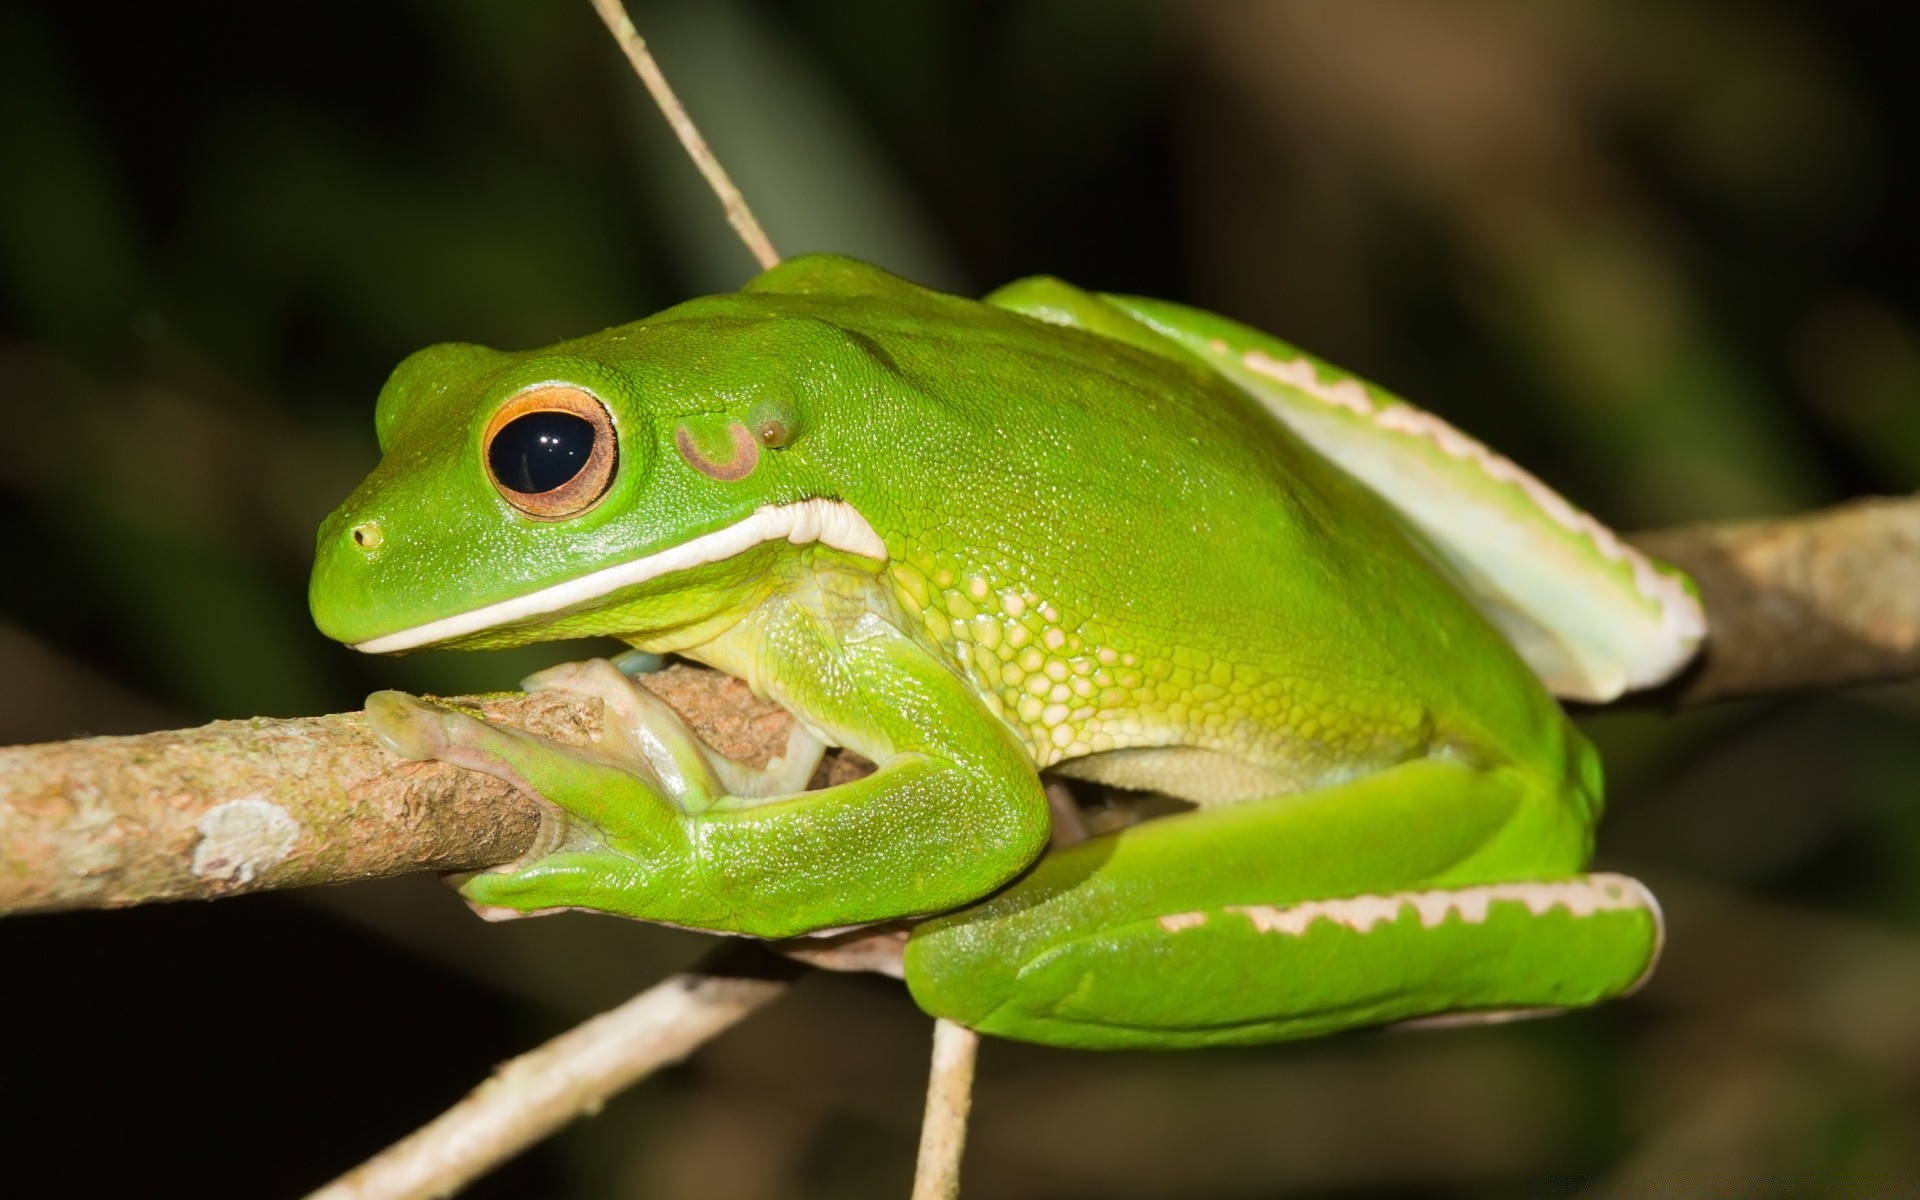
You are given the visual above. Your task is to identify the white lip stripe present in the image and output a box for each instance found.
[352,498,888,654]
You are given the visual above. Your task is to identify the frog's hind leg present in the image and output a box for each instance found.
[902,757,1661,1050]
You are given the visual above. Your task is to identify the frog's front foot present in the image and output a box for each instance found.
[363,659,728,924]
[364,690,564,803]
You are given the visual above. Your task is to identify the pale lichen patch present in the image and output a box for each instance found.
[191,797,300,885]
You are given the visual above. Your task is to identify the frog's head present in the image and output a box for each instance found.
[309,301,892,654]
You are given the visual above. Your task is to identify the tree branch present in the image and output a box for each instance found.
[0,665,830,916]
[1637,494,1920,706]
[2,496,1916,920]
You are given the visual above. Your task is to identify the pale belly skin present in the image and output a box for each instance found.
[312,255,1674,1049]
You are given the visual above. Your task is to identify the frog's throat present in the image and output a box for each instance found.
[351,498,887,654]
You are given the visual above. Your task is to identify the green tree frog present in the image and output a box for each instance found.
[310,255,1701,1049]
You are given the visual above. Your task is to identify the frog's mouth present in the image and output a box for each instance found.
[352,497,886,654]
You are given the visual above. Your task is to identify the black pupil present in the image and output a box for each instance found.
[490,411,595,494]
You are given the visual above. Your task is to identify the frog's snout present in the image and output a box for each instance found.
[310,503,397,648]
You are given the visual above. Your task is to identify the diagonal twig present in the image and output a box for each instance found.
[304,942,804,1200]
[912,1018,982,1200]
[588,0,781,270]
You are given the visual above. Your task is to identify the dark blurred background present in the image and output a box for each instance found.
[3,1,1919,1195]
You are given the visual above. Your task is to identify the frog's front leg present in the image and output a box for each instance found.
[367,637,1051,940]
[903,757,1663,1050]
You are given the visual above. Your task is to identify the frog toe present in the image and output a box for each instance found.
[456,850,655,920]
[366,686,672,836]
[518,658,726,801]
[364,689,461,761]
[365,689,543,789]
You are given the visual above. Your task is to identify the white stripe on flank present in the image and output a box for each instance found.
[1234,348,1705,684]
[353,498,887,654]
[1215,874,1654,939]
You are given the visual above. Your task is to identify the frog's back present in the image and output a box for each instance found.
[669,260,1581,798]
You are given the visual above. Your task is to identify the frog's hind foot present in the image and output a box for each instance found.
[903,757,1662,1050]
[911,870,1663,1050]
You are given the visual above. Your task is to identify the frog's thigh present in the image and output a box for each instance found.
[903,757,1661,1050]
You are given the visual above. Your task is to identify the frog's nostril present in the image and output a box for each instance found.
[351,521,384,551]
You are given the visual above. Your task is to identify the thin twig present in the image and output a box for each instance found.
[304,943,803,1200]
[588,0,781,270]
[911,1018,981,1200]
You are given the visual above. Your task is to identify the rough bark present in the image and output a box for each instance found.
[1637,495,1920,706]
[0,665,842,915]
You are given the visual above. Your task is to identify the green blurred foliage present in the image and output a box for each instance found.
[1,0,1918,1196]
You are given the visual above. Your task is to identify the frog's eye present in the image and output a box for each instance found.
[483,386,617,519]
